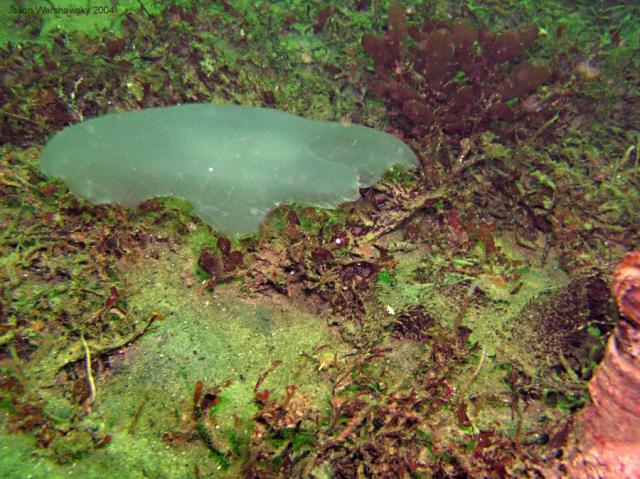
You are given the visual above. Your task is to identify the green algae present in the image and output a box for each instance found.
[72,245,342,477]
[377,234,569,360]
[1,237,346,478]
[0,0,161,46]
[373,232,578,435]
[2,0,639,476]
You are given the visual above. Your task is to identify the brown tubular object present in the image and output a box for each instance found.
[554,251,640,478]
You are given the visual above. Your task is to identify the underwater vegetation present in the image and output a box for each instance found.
[0,0,639,478]
[361,3,552,145]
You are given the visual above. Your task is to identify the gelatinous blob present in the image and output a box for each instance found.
[40,104,417,234]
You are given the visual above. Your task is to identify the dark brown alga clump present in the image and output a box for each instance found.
[361,3,552,145]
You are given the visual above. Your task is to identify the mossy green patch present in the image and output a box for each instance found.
[1,241,345,477]
[375,234,574,434]
[0,0,160,45]
[87,245,342,477]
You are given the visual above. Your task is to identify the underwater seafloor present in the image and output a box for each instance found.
[1,1,639,478]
